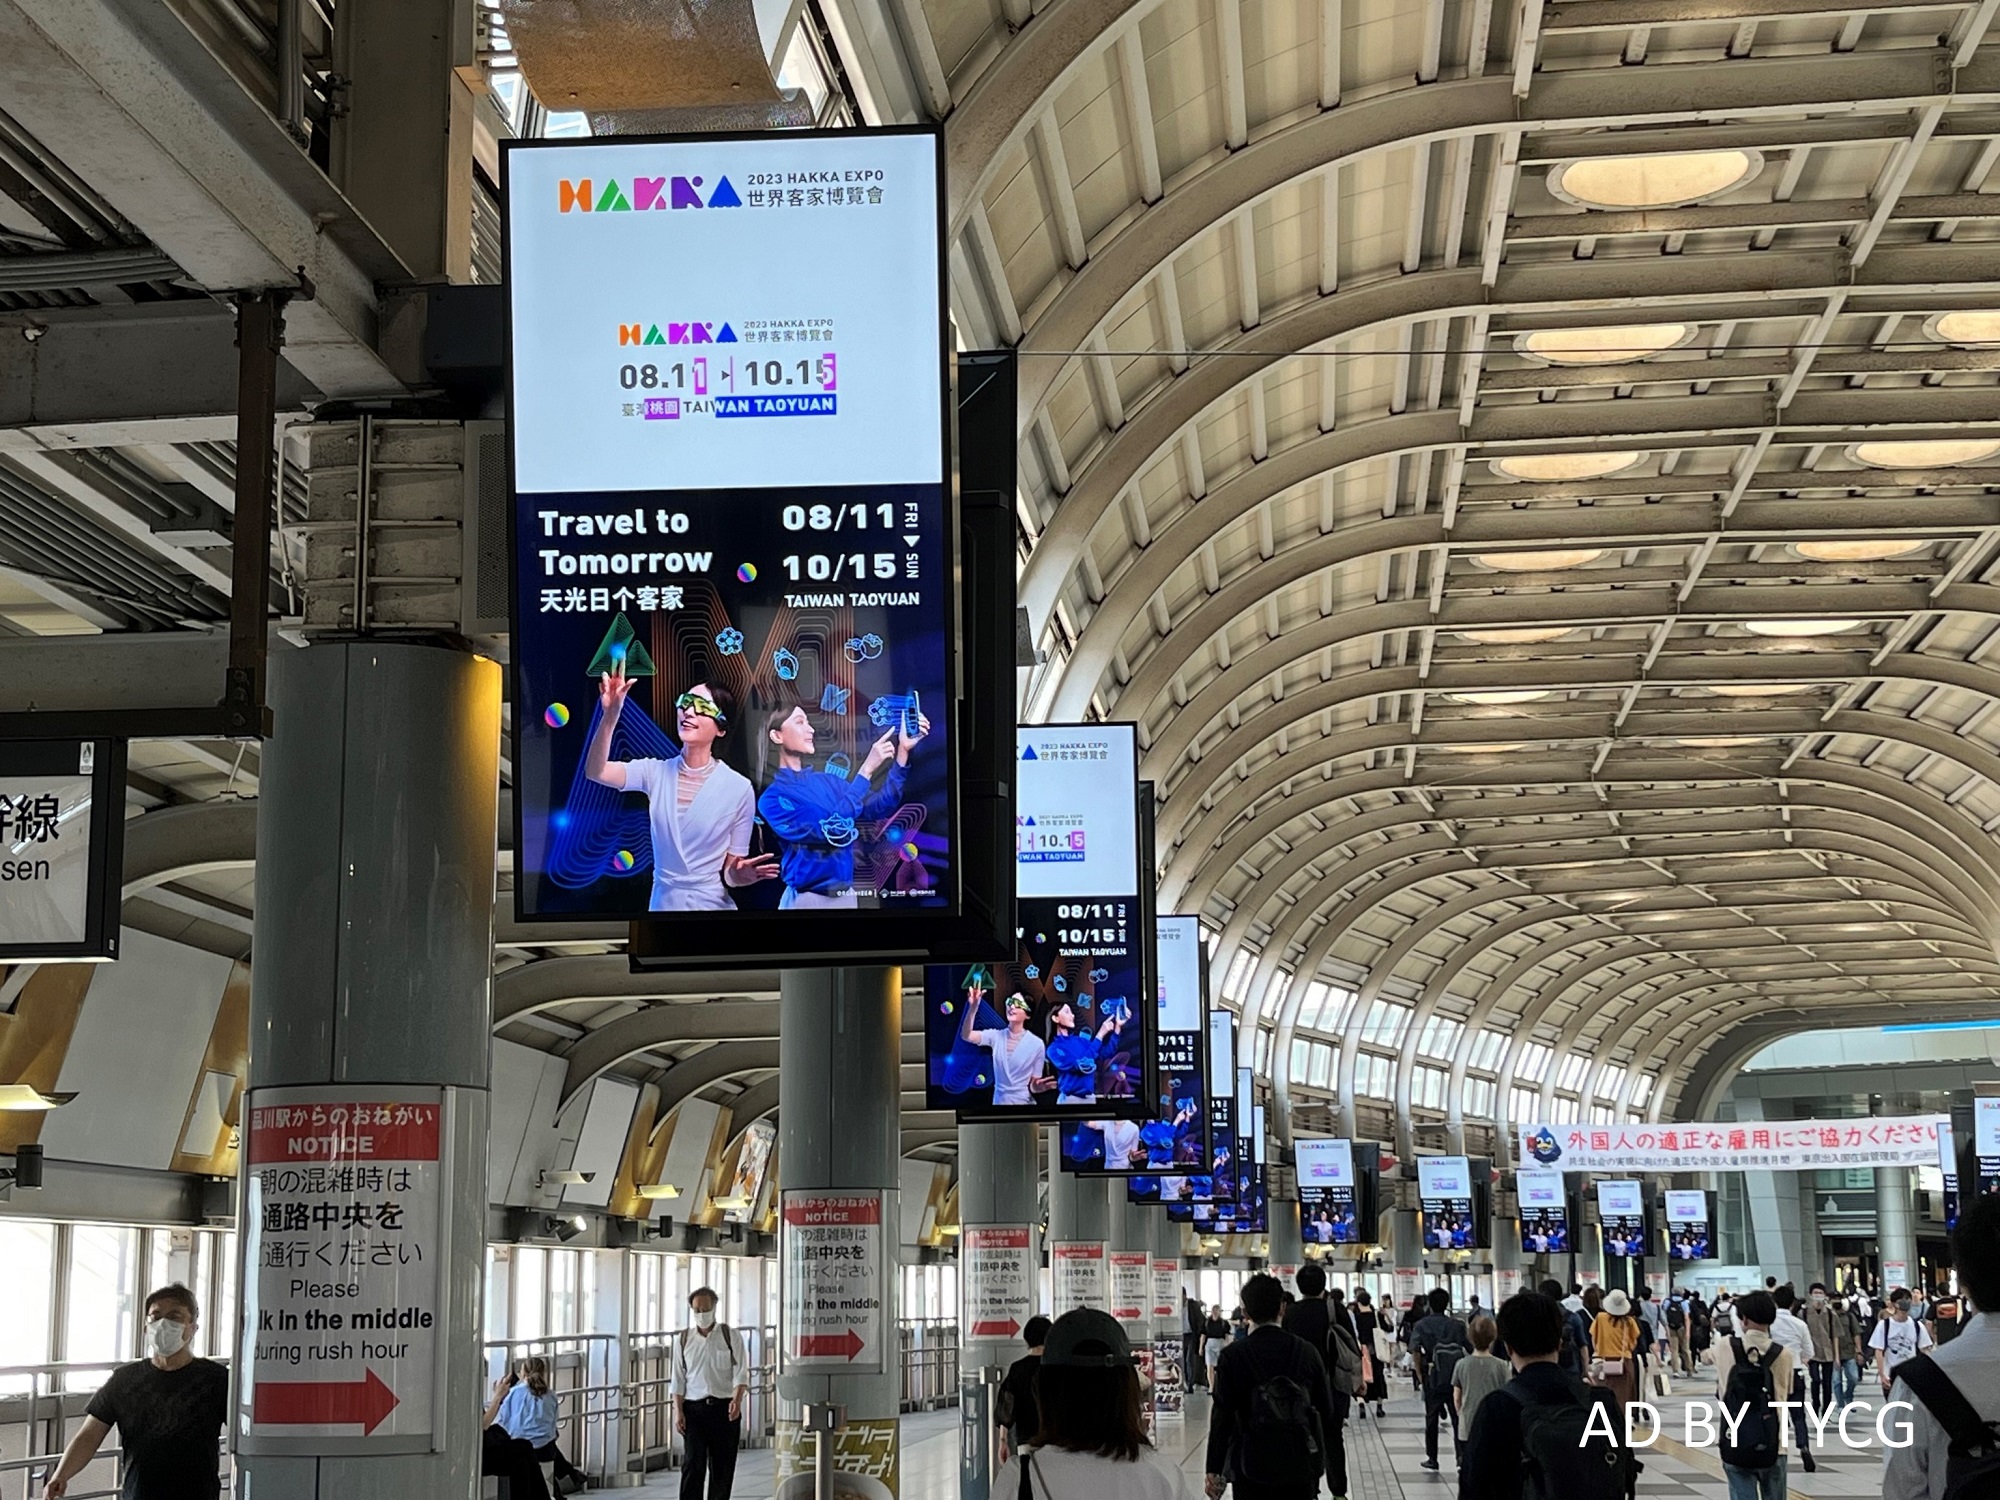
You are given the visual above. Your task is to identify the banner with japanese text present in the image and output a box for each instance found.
[1517,1115,1946,1173]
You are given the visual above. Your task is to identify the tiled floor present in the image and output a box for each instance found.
[635,1365,1902,1497]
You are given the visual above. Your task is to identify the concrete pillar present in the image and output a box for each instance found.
[1876,1166,1917,1290]
[1390,1205,1422,1312]
[778,967,903,1493]
[239,642,500,1500]
[957,1122,1040,1373]
[1268,1195,1304,1275]
[1046,1129,1108,1310]
[1108,1182,1154,1348]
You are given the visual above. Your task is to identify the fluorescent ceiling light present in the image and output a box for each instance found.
[1516,324,1695,366]
[1451,689,1554,705]
[0,1084,74,1111]
[636,1183,681,1200]
[1549,150,1763,210]
[1676,736,1765,746]
[1457,627,1576,645]
[1706,683,1812,697]
[1926,312,2000,348]
[1491,451,1643,482]
[1793,538,1927,563]
[1850,439,2000,469]
[539,1169,595,1186]
[1474,548,1605,572]
[1743,619,1864,638]
[712,1193,753,1209]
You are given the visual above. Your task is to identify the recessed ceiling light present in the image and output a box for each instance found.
[1792,538,1927,563]
[1925,311,2000,348]
[1706,683,1813,697]
[1457,627,1577,645]
[1850,439,2000,469]
[1549,150,1763,210]
[1516,324,1696,366]
[1490,451,1644,482]
[1742,619,1865,638]
[1474,548,1606,572]
[1676,736,1765,746]
[1450,689,1554,705]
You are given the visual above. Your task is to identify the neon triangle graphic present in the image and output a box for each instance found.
[643,325,667,345]
[585,612,657,677]
[707,176,743,208]
[598,181,632,212]
[1021,745,1038,760]
[716,323,738,342]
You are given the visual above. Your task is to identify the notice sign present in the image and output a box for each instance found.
[1152,1256,1179,1326]
[781,1190,887,1372]
[1052,1240,1106,1309]
[1110,1250,1150,1323]
[238,1086,447,1452]
[962,1225,1034,1340]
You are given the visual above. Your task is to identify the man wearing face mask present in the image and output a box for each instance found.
[671,1287,748,1500]
[43,1283,227,1499]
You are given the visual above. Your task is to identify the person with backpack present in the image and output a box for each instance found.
[1451,1316,1510,1460]
[670,1286,748,1500]
[998,1316,1052,1458]
[1665,1290,1692,1376]
[1873,1287,1939,1394]
[1204,1273,1338,1500]
[1284,1262,1355,1499]
[1458,1290,1634,1500]
[1539,1279,1590,1378]
[1690,1294,1714,1370]
[1884,1189,2000,1499]
[1411,1287,1472,1472]
[1712,1290,1793,1500]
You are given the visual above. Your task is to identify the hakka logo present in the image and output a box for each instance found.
[557,175,742,212]
[617,322,739,346]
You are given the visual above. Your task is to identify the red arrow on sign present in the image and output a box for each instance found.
[971,1318,1020,1338]
[796,1327,867,1361]
[253,1369,400,1435]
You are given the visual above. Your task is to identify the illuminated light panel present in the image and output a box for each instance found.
[1457,627,1576,645]
[1850,439,2000,469]
[1926,311,2000,348]
[1516,324,1695,366]
[1676,736,1767,746]
[1450,689,1554,705]
[1490,451,1643,482]
[1549,150,1763,210]
[1706,683,1813,697]
[1473,548,1606,572]
[1793,538,1927,563]
[1742,619,1864,638]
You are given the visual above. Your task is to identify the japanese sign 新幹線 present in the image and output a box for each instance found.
[238,1086,448,1452]
[961,1225,1035,1340]
[781,1190,887,1373]
[0,738,123,962]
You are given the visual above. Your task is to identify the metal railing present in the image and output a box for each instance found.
[900,1319,960,1411]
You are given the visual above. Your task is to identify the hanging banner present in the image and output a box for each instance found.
[1518,1116,1946,1173]
[1051,1240,1107,1309]
[1109,1250,1150,1323]
[237,1087,450,1454]
[780,1190,888,1373]
[961,1225,1035,1340]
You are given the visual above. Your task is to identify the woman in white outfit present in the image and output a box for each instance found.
[962,989,1048,1106]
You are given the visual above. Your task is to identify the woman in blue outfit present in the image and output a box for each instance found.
[757,701,929,908]
[1042,998,1130,1103]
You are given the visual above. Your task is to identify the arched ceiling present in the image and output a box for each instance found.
[925,0,2000,1148]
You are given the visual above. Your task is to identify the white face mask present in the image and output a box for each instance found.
[695,1309,716,1330]
[147,1318,190,1358]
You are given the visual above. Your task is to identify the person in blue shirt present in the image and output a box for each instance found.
[488,1357,587,1493]
[757,701,928,908]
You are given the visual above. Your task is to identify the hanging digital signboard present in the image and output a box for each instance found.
[926,724,1152,1118]
[507,126,1014,968]
[0,738,125,962]
[1064,914,1209,1174]
[1418,1156,1478,1250]
[1976,1098,2000,1197]
[1596,1179,1648,1258]
[1664,1189,1715,1260]
[1296,1138,1361,1245]
[1164,1011,1238,1218]
[1516,1167,1571,1254]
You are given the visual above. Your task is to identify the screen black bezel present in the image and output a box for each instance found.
[0,737,125,963]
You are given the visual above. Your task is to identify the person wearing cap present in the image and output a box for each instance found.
[961,986,1048,1106]
[989,1309,1190,1499]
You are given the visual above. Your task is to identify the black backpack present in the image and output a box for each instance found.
[1896,1354,2000,1500]
[1504,1378,1628,1500]
[1718,1339,1781,1470]
[1425,1328,1469,1401]
[1230,1363,1323,1489]
[1557,1310,1587,1375]
[1666,1301,1686,1331]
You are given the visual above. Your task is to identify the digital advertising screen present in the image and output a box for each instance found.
[1516,1167,1571,1254]
[506,127,971,963]
[1943,1120,1965,1230]
[1418,1156,1477,1251]
[1062,914,1208,1174]
[1977,1098,2000,1196]
[1296,1138,1361,1245]
[1194,1166,1268,1235]
[1596,1179,1647,1258]
[925,724,1152,1118]
[1664,1189,1714,1261]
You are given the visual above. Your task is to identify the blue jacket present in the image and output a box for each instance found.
[758,762,908,895]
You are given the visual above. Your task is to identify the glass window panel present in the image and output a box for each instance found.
[1289,1039,1310,1082]
[515,1247,547,1342]
[776,26,831,114]
[1464,1078,1494,1117]
[1597,1066,1625,1101]
[65,1225,140,1382]
[1557,1055,1589,1091]
[1308,1043,1334,1088]
[1632,1075,1656,1107]
[1468,1030,1507,1071]
[1259,971,1292,1023]
[0,1221,54,1391]
[1517,1044,1551,1084]
[1414,1066,1446,1110]
[1222,949,1257,1003]
[549,1250,579,1334]
[1509,1087,1541,1122]
[1255,1028,1271,1073]
[1298,983,1331,1031]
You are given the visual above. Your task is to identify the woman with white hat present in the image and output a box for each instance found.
[1590,1288,1647,1410]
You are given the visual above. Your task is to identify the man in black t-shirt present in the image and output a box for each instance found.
[45,1282,228,1500]
[997,1316,1052,1456]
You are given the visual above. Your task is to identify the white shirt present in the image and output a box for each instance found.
[1870,1313,1935,1375]
[673,1322,747,1401]
[1098,1119,1141,1166]
[624,755,755,911]
[1885,1309,2000,1500]
[992,1445,1192,1500]
[970,1027,1046,1105]
[1770,1308,1812,1372]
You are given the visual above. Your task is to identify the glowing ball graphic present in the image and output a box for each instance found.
[611,850,636,872]
[941,1001,955,1015]
[902,842,920,861]
[543,703,571,729]
[736,563,758,583]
